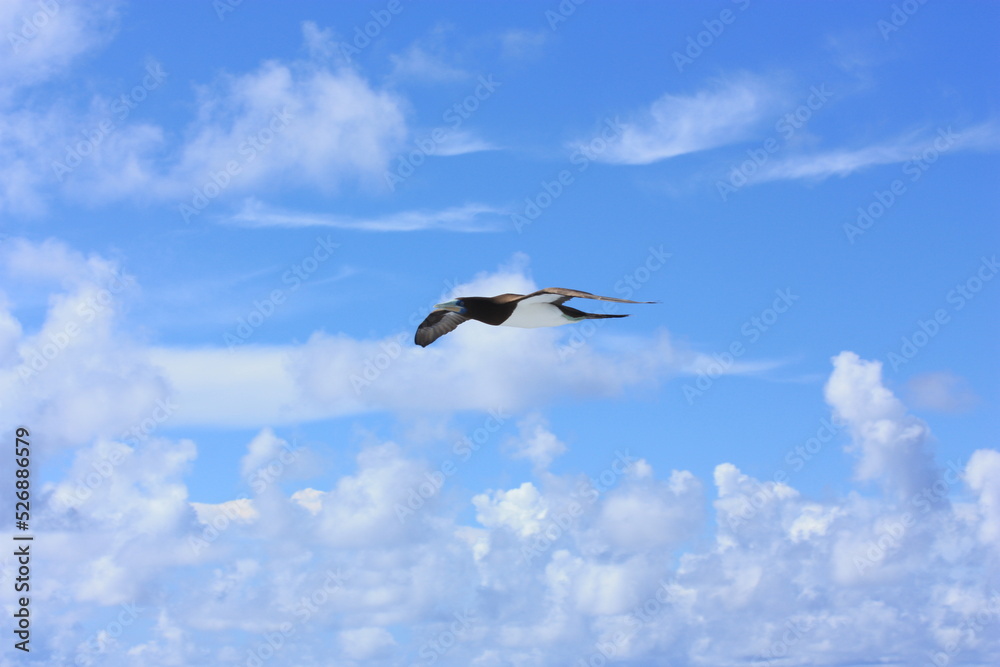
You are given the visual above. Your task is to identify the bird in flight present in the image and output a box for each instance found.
[414,287,656,347]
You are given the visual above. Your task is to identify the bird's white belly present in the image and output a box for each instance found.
[501,303,573,328]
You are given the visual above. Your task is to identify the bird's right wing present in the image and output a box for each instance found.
[414,310,469,347]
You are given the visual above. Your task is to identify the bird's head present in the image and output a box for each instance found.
[434,298,466,314]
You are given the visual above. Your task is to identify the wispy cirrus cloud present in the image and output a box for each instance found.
[432,128,498,156]
[223,198,508,232]
[389,43,469,83]
[756,121,1000,182]
[585,75,786,165]
[0,0,120,95]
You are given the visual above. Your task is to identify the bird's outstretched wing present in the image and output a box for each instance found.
[518,287,658,307]
[415,310,469,347]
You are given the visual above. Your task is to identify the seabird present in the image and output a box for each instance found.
[414,287,656,347]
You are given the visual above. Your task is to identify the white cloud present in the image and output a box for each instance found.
[390,43,469,82]
[146,345,308,427]
[339,626,397,659]
[589,75,784,165]
[224,197,507,232]
[238,427,321,498]
[12,364,1000,665]
[594,469,703,553]
[824,351,937,500]
[0,2,124,214]
[433,128,498,156]
[0,238,173,451]
[163,57,408,198]
[505,415,567,470]
[757,122,1000,182]
[904,370,979,413]
[0,0,119,94]
[0,106,68,214]
[473,482,549,538]
[190,499,258,525]
[498,29,548,61]
[1,22,411,213]
[240,427,289,479]
[966,449,1000,548]
[40,436,198,606]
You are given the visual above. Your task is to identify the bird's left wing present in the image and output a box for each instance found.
[414,310,469,347]
[520,287,658,306]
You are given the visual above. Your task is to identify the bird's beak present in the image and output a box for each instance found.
[434,299,462,312]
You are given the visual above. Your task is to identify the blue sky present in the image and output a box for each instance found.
[1,1,999,665]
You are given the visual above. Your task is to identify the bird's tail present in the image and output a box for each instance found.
[557,305,629,321]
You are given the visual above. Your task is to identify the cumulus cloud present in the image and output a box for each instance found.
[8,354,1000,665]
[0,238,173,452]
[473,481,549,539]
[966,449,1000,548]
[163,54,408,198]
[39,436,198,606]
[824,351,937,500]
[504,414,567,471]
